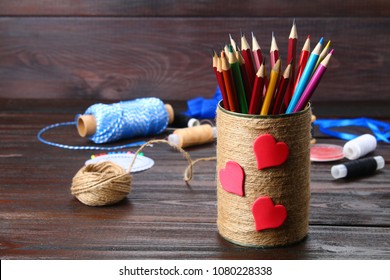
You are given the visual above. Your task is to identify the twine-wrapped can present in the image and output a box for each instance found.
[216,102,312,247]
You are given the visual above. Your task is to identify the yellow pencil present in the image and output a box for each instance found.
[313,40,331,72]
[260,59,281,115]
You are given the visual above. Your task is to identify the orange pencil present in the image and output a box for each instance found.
[221,51,239,112]
[261,59,281,115]
[252,32,263,71]
[248,63,265,115]
[270,32,280,69]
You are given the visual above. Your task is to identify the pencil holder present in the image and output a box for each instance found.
[216,101,312,247]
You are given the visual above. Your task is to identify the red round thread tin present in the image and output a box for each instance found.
[310,143,344,162]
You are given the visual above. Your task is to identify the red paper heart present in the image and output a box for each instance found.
[253,134,289,169]
[252,196,287,231]
[219,161,244,196]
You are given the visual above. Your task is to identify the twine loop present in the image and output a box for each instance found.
[71,139,216,206]
[71,161,132,206]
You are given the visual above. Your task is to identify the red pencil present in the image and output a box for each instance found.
[252,32,263,71]
[285,20,298,106]
[270,32,279,69]
[236,50,253,103]
[292,35,310,96]
[241,33,256,87]
[272,62,292,115]
[214,53,230,110]
[248,63,265,115]
[212,49,218,74]
[220,51,239,112]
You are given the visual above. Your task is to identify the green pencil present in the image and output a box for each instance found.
[228,46,248,114]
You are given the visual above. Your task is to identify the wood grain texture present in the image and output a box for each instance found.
[0,0,389,17]
[1,17,390,101]
[0,99,389,259]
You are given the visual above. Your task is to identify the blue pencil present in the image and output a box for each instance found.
[285,37,324,113]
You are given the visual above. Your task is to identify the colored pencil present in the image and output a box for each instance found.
[261,59,281,115]
[286,37,323,114]
[261,57,269,100]
[293,35,311,95]
[241,33,256,87]
[270,32,280,69]
[214,53,230,110]
[285,20,298,106]
[313,40,331,72]
[236,50,253,103]
[293,49,334,112]
[212,49,218,74]
[272,62,292,115]
[228,48,248,114]
[229,34,238,52]
[252,32,263,71]
[224,44,230,55]
[248,63,265,115]
[221,51,239,112]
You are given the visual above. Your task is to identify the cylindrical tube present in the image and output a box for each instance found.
[167,124,216,148]
[343,134,377,160]
[216,101,312,247]
[77,100,174,139]
[331,156,385,179]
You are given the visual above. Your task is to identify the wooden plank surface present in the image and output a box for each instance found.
[0,99,389,259]
[1,17,390,101]
[0,0,389,17]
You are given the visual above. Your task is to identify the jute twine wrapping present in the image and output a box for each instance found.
[70,139,211,207]
[216,103,312,247]
[71,162,132,206]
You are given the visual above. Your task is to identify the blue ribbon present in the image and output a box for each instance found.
[314,117,390,143]
[185,86,222,119]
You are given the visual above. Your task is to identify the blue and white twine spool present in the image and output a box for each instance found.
[37,97,170,150]
[84,97,169,143]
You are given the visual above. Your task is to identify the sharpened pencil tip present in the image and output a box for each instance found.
[329,49,334,55]
[319,37,324,44]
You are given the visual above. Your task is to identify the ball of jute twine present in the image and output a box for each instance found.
[71,139,215,206]
[216,104,312,247]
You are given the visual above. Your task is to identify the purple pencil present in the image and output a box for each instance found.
[293,49,334,112]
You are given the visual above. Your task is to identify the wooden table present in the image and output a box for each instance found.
[1,99,389,259]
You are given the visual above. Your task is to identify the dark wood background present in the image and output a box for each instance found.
[1,1,390,260]
[1,0,390,102]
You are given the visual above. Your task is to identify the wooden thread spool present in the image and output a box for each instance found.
[77,104,174,138]
[168,124,217,148]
